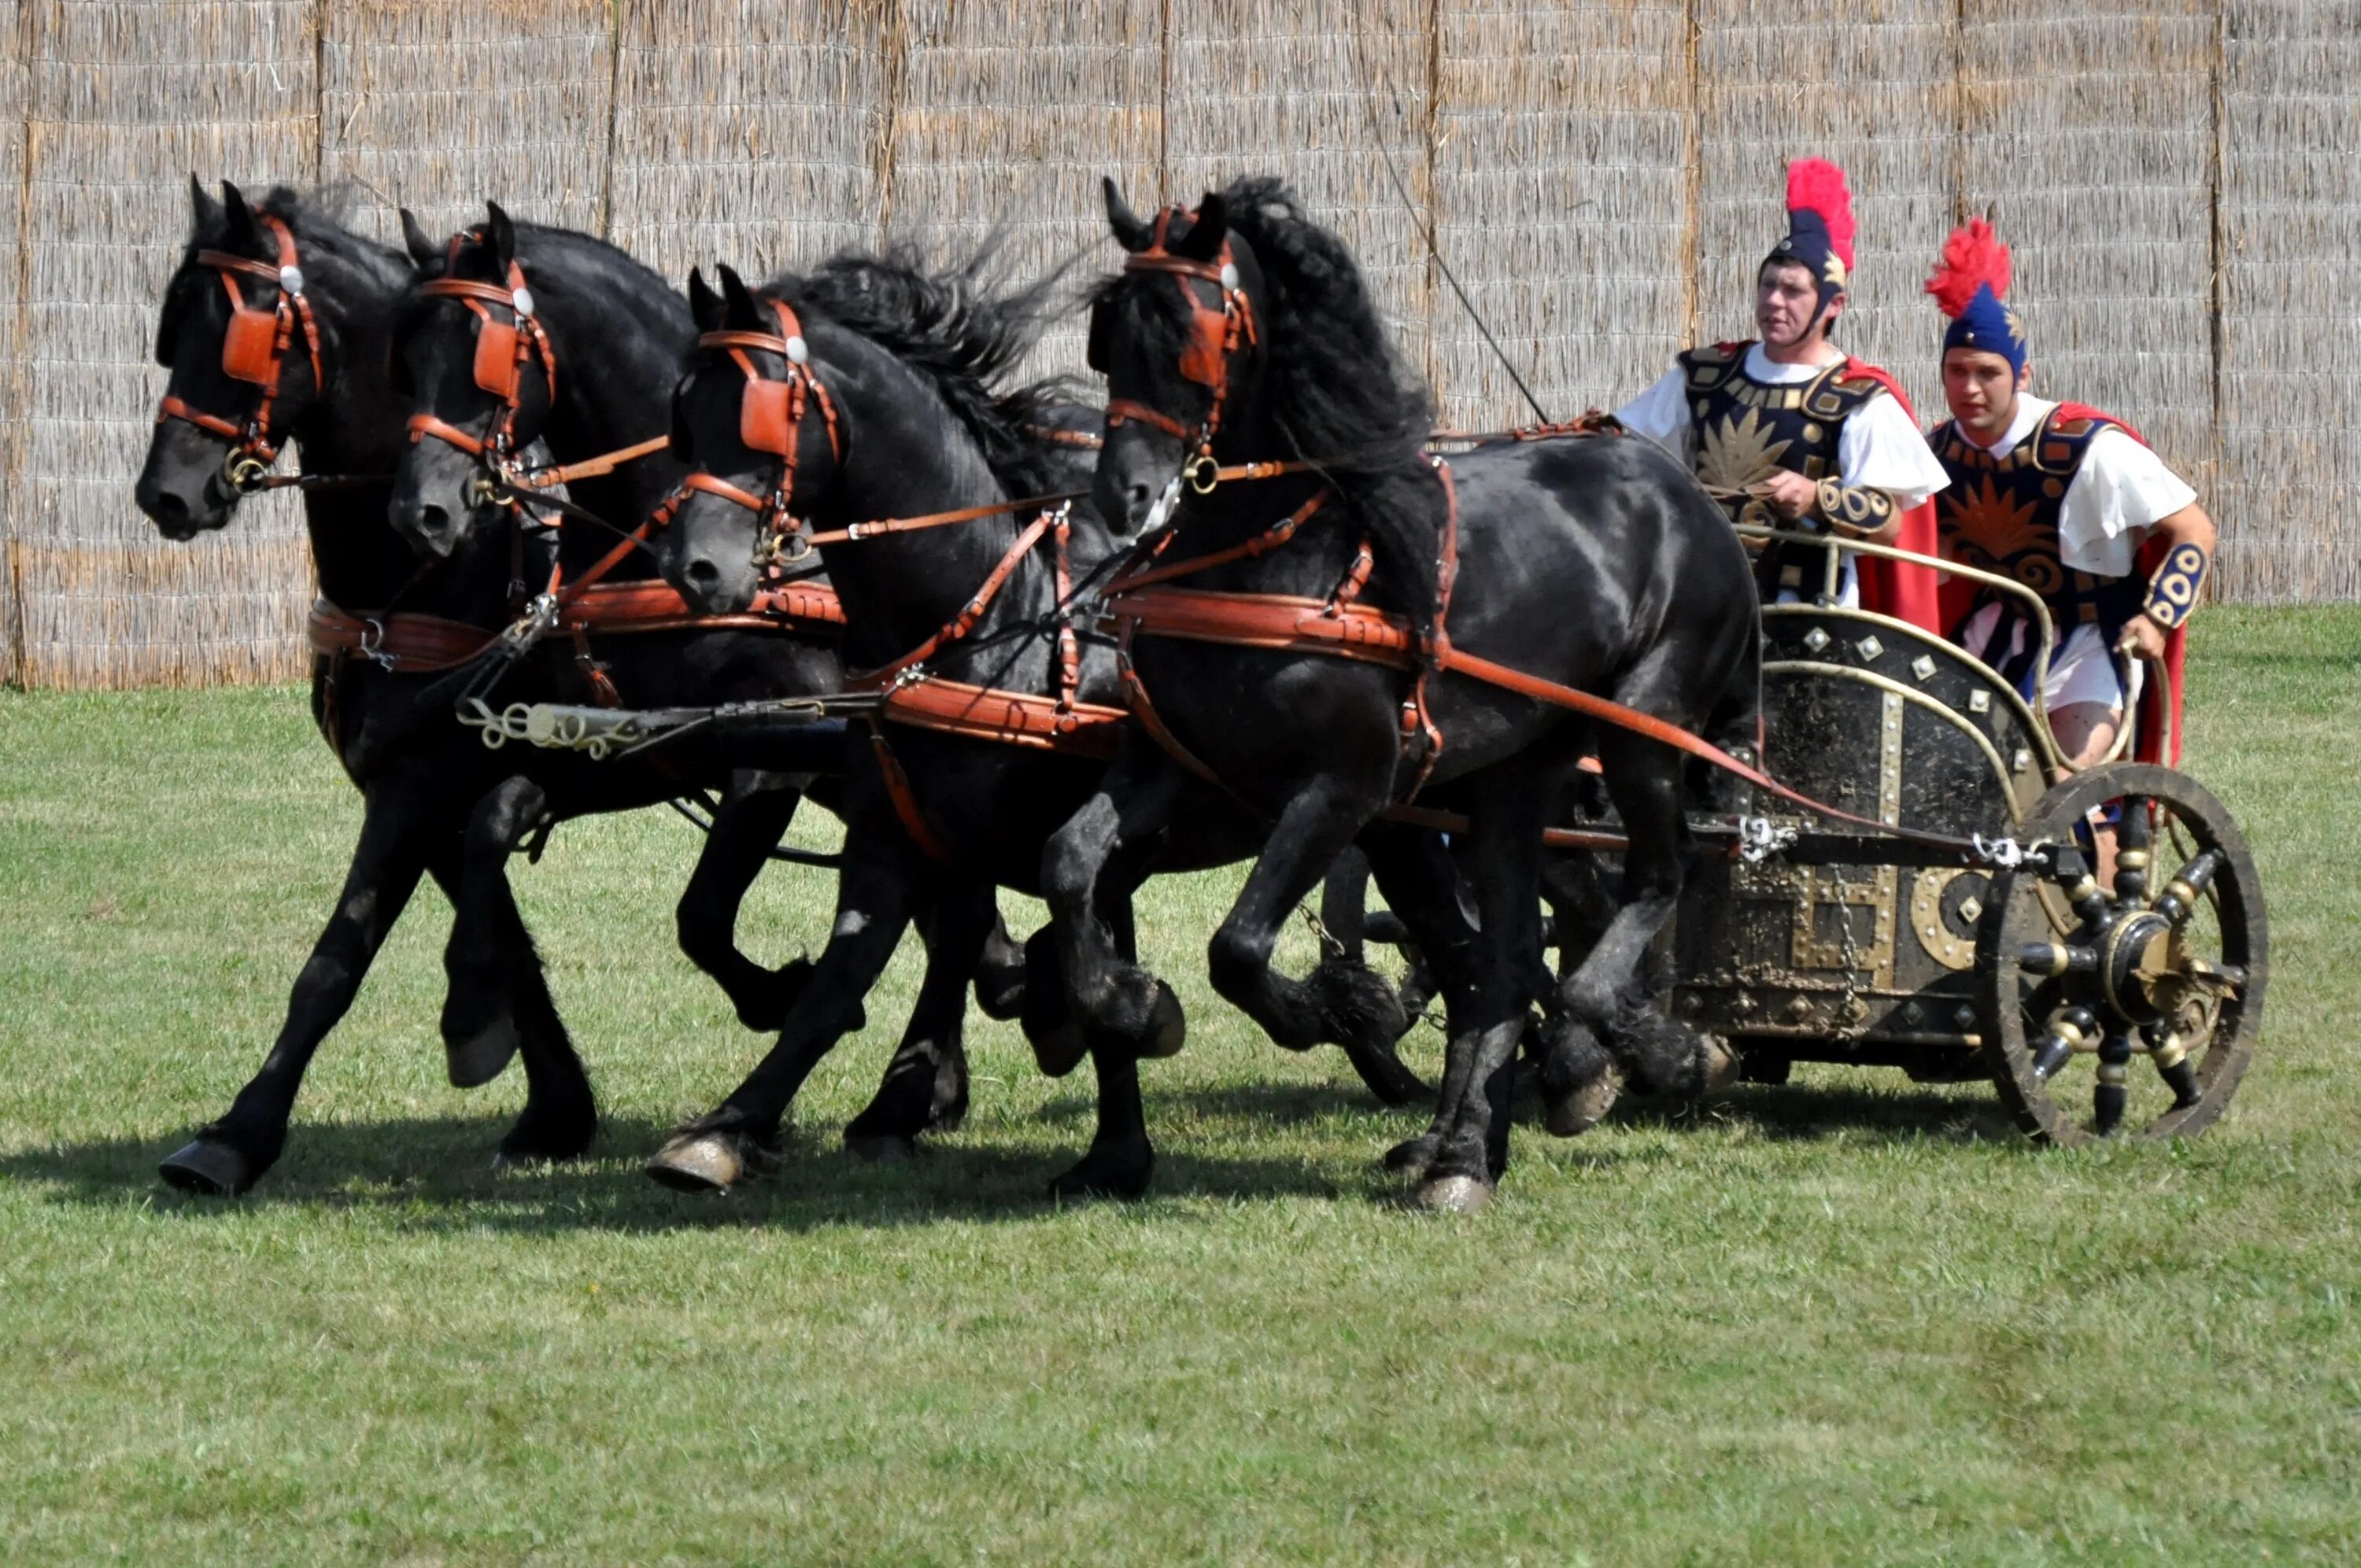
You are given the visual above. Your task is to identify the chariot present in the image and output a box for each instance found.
[1667,527,2266,1142]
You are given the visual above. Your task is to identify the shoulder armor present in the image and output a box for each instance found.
[2031,406,2120,475]
[1802,367,1882,421]
[1678,341,1745,393]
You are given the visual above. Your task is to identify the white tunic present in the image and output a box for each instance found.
[1616,345,1950,603]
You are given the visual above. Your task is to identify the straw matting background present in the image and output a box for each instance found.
[2,0,2352,686]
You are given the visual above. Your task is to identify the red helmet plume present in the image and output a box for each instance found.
[1925,218,2012,319]
[1784,158,1856,273]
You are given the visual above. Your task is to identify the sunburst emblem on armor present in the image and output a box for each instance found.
[1942,474,2051,567]
[1694,405,1793,494]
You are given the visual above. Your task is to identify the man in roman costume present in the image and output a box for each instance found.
[1616,157,1947,629]
[1923,217,2213,769]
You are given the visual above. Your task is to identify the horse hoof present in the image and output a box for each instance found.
[1701,1033,1740,1092]
[1382,1133,1439,1175]
[1143,981,1187,1058]
[1413,1173,1493,1214]
[158,1138,251,1197]
[1028,1016,1089,1079]
[1544,1066,1624,1137]
[445,1014,521,1089]
[844,1132,918,1164]
[1047,1146,1154,1201]
[645,1133,746,1194]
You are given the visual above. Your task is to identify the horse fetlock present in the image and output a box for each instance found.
[1605,999,1720,1099]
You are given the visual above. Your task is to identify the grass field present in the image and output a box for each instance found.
[2,606,2357,1564]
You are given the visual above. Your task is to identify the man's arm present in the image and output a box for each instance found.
[2119,500,2216,659]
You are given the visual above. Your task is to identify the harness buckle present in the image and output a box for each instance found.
[357,618,397,671]
[759,525,814,568]
[1184,452,1220,495]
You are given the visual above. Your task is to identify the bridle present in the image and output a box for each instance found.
[402,231,560,506]
[153,212,326,493]
[1091,206,1258,499]
[676,297,844,566]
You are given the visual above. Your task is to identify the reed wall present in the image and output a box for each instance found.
[2,0,2351,686]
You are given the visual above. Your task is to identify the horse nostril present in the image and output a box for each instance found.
[1125,482,1151,512]
[413,503,453,555]
[685,557,721,588]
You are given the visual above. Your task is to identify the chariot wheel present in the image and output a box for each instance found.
[1979,762,2267,1146]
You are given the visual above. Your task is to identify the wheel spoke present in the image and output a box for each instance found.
[2114,795,2152,902]
[2030,1005,2097,1083]
[2145,1023,2204,1110]
[2093,1028,2135,1134]
[2152,847,2225,928]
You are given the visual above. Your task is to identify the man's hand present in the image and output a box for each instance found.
[1756,470,1820,520]
[2117,612,2169,662]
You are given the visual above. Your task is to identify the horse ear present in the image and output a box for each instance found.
[1103,175,1151,253]
[219,180,259,249]
[187,174,222,240]
[716,264,763,331]
[687,267,723,334]
[399,208,442,273]
[1173,192,1228,262]
[484,201,517,274]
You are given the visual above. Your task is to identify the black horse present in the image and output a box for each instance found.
[384,211,1060,1171]
[132,183,829,1194]
[638,252,1440,1197]
[1055,176,1761,1210]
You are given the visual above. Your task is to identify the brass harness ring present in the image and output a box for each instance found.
[1184,452,1220,495]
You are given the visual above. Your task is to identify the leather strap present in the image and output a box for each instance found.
[879,676,1127,759]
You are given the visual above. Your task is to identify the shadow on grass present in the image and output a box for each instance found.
[0,1112,1345,1233]
[1619,1080,2026,1145]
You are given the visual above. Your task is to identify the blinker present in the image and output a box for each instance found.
[741,377,795,456]
[220,304,281,386]
[473,319,520,400]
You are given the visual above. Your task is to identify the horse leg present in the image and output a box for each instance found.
[157,782,437,1194]
[1202,779,1421,1103]
[972,907,1027,1021]
[438,775,544,1088]
[1549,733,1734,1123]
[646,840,922,1193]
[1041,749,1190,1063]
[842,876,998,1160]
[676,772,811,1031]
[1413,777,1552,1212]
[1050,1041,1156,1201]
[433,777,600,1164]
[1354,822,1488,1176]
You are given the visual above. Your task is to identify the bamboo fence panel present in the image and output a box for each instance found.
[318,0,613,249]
[1693,0,1957,422]
[16,0,316,688]
[1164,0,1437,391]
[2217,0,2361,603]
[1958,0,2219,493]
[881,0,1162,382]
[604,0,890,289]
[2,0,26,683]
[1428,0,1692,431]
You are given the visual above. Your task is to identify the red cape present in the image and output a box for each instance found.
[1837,359,1944,635]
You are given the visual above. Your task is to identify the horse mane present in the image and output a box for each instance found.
[766,238,1074,505]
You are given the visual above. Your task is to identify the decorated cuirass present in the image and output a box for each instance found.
[1931,408,2144,634]
[1680,344,1885,597]
[1679,345,1883,500]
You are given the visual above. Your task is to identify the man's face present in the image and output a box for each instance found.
[1757,261,1834,349]
[1942,348,2027,438]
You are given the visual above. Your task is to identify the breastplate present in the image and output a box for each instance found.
[1931,409,2142,631]
[1679,345,1875,500]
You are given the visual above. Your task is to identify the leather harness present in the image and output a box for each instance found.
[154,213,326,492]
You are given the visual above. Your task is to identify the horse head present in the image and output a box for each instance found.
[660,263,851,615]
[138,178,338,537]
[1087,179,1270,542]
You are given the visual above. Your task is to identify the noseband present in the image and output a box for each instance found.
[404,234,560,503]
[153,212,326,493]
[679,298,843,565]
[1096,206,1258,497]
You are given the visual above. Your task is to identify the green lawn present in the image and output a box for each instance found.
[1,607,2356,1565]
